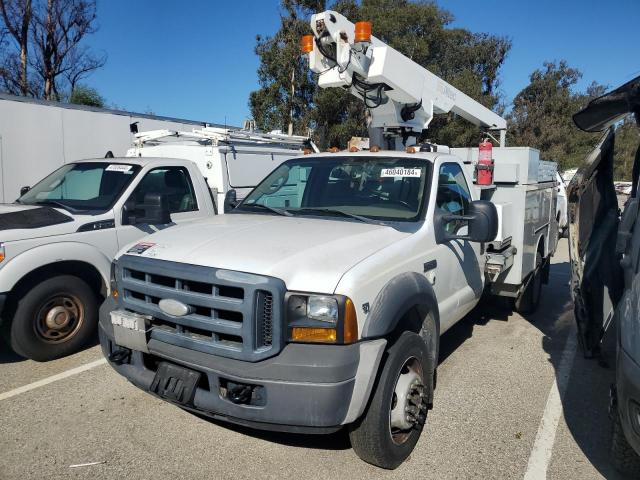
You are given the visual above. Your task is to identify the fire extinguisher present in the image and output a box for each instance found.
[476,139,494,185]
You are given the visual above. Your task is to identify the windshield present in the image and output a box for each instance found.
[236,156,431,222]
[19,162,141,211]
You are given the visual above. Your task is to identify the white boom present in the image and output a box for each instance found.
[306,10,507,147]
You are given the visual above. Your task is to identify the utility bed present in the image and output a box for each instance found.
[452,147,559,296]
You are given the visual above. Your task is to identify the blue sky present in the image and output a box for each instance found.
[87,0,638,126]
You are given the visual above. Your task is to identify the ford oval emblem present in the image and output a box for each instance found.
[158,298,192,317]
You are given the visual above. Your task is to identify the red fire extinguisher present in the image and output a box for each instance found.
[476,139,494,185]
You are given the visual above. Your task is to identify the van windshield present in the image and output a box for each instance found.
[236,156,431,222]
[18,162,141,212]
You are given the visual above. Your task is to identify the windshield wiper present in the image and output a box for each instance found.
[290,208,384,225]
[34,200,74,212]
[237,203,292,217]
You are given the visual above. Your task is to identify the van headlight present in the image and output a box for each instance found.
[0,243,5,262]
[286,293,357,344]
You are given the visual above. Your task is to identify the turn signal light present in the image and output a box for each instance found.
[303,148,313,155]
[300,35,314,54]
[291,327,337,343]
[354,21,372,43]
[343,297,358,344]
[370,145,380,152]
[406,146,418,154]
[328,146,340,153]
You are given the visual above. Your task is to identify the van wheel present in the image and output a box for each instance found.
[611,406,640,476]
[514,251,543,315]
[349,331,430,469]
[7,275,98,361]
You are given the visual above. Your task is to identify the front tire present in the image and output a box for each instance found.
[7,275,98,361]
[349,331,430,469]
[611,407,640,477]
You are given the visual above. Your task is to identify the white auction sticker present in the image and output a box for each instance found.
[381,168,421,178]
[106,164,132,172]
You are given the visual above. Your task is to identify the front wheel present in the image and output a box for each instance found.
[6,275,98,361]
[349,331,431,469]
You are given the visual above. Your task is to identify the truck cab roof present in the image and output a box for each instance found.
[72,157,197,167]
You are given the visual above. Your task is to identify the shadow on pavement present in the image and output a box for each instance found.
[520,251,629,479]
[0,335,99,364]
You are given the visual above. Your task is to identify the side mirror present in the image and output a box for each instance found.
[434,200,498,244]
[224,189,238,213]
[123,193,171,225]
[20,186,30,196]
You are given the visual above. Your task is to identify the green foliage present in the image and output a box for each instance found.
[613,116,639,181]
[68,84,105,107]
[507,61,606,172]
[250,0,511,149]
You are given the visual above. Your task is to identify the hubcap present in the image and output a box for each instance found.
[389,356,427,445]
[35,295,84,343]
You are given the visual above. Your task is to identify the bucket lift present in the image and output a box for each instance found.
[301,11,507,150]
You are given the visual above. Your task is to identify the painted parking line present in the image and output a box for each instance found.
[0,357,107,402]
[523,327,578,480]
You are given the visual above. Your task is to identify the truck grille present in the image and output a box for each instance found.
[117,255,285,362]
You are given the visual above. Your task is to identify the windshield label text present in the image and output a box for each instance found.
[106,164,132,172]
[381,168,421,178]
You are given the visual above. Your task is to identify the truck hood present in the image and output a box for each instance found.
[0,204,91,242]
[120,213,411,293]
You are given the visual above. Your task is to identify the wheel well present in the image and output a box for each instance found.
[10,261,106,302]
[391,305,439,403]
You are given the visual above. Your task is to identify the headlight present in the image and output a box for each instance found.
[0,243,4,262]
[307,296,338,324]
[286,293,357,344]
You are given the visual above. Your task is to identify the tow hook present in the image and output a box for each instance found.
[109,347,131,365]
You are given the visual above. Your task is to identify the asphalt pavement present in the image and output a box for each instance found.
[0,239,629,479]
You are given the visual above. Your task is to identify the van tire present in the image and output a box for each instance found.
[7,275,98,361]
[514,251,543,315]
[349,331,429,469]
[611,407,640,477]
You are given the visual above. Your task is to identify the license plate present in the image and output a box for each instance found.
[150,362,201,405]
[110,310,151,353]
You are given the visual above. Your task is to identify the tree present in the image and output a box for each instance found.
[68,83,103,107]
[250,0,511,149]
[0,0,31,95]
[508,61,605,171]
[0,0,105,100]
[613,116,639,181]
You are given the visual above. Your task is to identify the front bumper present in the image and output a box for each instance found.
[99,297,385,433]
[617,345,640,455]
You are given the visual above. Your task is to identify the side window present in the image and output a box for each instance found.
[129,167,198,213]
[436,163,472,233]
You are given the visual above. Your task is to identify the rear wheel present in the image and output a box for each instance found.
[514,251,543,315]
[349,331,430,469]
[6,275,98,361]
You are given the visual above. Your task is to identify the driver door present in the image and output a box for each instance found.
[115,166,201,249]
[432,161,484,329]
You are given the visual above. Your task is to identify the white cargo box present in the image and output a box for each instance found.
[450,147,557,185]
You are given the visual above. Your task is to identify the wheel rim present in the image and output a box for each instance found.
[34,294,85,343]
[389,356,426,445]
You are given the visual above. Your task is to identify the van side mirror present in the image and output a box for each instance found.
[123,193,171,225]
[434,200,498,244]
[20,186,30,196]
[224,189,238,213]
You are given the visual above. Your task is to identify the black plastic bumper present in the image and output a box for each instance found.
[0,293,7,326]
[617,346,640,455]
[98,297,367,433]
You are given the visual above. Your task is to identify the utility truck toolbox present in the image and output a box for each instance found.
[101,10,558,470]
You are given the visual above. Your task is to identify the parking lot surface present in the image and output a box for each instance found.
[0,240,629,479]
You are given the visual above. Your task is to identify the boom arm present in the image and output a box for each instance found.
[305,11,507,147]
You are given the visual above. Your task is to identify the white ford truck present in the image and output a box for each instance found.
[100,11,559,470]
[0,128,311,361]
